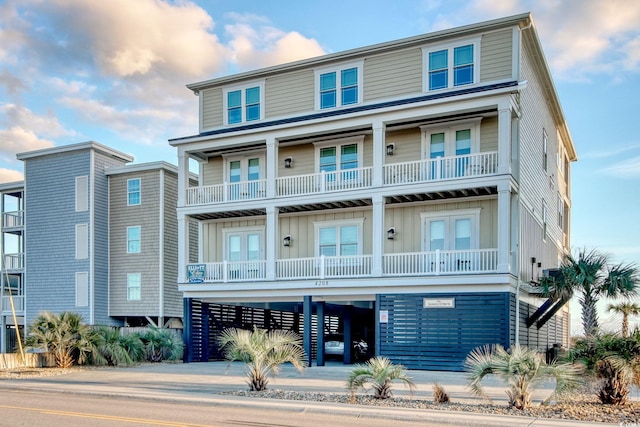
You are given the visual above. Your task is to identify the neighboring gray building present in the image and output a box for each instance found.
[0,142,186,351]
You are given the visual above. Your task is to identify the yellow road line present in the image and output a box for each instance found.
[0,404,217,427]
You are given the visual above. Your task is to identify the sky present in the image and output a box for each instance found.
[1,0,639,335]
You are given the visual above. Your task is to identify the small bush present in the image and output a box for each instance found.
[432,383,450,403]
[140,327,184,362]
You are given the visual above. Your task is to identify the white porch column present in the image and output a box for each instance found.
[497,181,511,273]
[266,205,277,280]
[266,136,277,199]
[177,150,189,207]
[177,212,189,283]
[497,102,512,175]
[372,194,384,277]
[372,120,385,188]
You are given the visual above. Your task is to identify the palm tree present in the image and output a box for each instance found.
[541,249,639,336]
[217,327,306,391]
[464,344,579,409]
[347,356,416,399]
[92,326,145,366]
[140,326,184,362]
[26,311,96,368]
[607,302,640,338]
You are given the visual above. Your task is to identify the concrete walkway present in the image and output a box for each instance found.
[0,362,617,426]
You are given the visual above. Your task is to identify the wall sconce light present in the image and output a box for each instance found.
[387,227,396,240]
[386,143,395,156]
[284,157,293,168]
[283,235,292,247]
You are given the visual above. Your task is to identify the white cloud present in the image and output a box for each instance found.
[0,168,24,184]
[599,156,640,179]
[0,126,55,163]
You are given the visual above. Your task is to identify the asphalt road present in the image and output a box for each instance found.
[0,389,451,427]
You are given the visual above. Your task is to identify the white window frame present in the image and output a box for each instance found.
[75,223,88,259]
[222,226,265,262]
[313,218,365,258]
[127,226,141,254]
[313,136,365,173]
[543,129,548,172]
[127,273,141,301]
[222,80,265,126]
[420,118,481,159]
[557,193,564,229]
[422,38,480,92]
[542,201,548,241]
[127,178,141,206]
[75,271,88,307]
[420,209,481,251]
[223,151,266,183]
[314,60,364,110]
[75,176,88,212]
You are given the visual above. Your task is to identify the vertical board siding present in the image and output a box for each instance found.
[480,29,513,82]
[162,172,183,318]
[364,48,422,101]
[109,169,161,317]
[265,70,315,118]
[378,292,510,371]
[201,88,223,130]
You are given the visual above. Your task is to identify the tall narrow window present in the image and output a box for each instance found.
[76,223,88,259]
[76,272,88,307]
[316,63,362,110]
[127,273,141,301]
[557,194,564,228]
[422,209,480,251]
[226,155,264,200]
[316,222,362,257]
[127,178,141,206]
[542,202,548,240]
[75,176,88,212]
[127,226,141,254]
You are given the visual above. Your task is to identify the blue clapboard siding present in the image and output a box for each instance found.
[377,292,510,371]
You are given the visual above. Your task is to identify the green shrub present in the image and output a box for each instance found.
[347,356,415,399]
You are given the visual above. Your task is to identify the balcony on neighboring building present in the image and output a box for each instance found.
[1,210,24,229]
[1,294,24,314]
[2,253,24,271]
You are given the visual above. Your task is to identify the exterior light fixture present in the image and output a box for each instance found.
[387,227,396,240]
[283,235,292,246]
[284,157,293,168]
[386,143,395,156]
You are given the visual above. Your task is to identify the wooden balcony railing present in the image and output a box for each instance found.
[1,211,23,228]
[384,151,498,185]
[185,249,498,283]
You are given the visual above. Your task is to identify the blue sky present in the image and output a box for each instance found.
[1,0,639,334]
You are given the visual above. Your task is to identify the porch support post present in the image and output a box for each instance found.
[372,120,385,188]
[316,301,325,366]
[201,303,210,361]
[343,305,352,364]
[303,296,313,367]
[177,149,189,207]
[177,212,189,283]
[497,181,511,273]
[497,102,512,175]
[182,298,193,363]
[266,205,277,280]
[372,194,384,277]
[266,136,277,198]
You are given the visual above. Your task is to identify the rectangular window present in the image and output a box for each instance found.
[557,194,564,228]
[75,224,88,259]
[422,119,481,178]
[127,226,141,254]
[316,220,363,257]
[226,154,264,200]
[76,272,88,307]
[542,201,548,240]
[224,83,263,125]
[421,209,480,251]
[127,178,141,206]
[75,176,88,212]
[127,273,141,301]
[316,63,362,110]
[424,40,478,91]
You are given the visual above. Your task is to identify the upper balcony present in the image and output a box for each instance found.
[1,294,24,314]
[2,253,24,271]
[1,211,24,230]
[185,152,498,207]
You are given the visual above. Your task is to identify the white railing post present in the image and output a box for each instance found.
[223,260,228,283]
[320,255,325,279]
[320,171,326,192]
[223,182,228,202]
[435,249,441,275]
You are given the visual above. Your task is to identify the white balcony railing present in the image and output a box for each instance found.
[383,249,499,276]
[277,255,373,279]
[2,211,24,228]
[1,295,24,313]
[277,167,373,197]
[186,180,267,205]
[2,253,24,270]
[384,151,498,185]
[186,249,498,283]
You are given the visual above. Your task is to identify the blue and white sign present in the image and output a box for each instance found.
[187,264,206,284]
